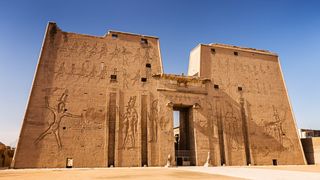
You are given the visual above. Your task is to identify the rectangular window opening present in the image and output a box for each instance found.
[146,63,151,68]
[141,38,148,44]
[141,77,147,82]
[234,51,238,56]
[110,75,117,80]
[238,86,243,91]
[211,48,216,54]
[112,34,118,39]
[214,84,219,89]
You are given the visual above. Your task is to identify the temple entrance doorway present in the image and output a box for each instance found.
[173,105,196,166]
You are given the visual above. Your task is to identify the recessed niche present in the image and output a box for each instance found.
[112,34,118,39]
[110,75,117,80]
[141,77,147,82]
[141,38,148,44]
[214,84,219,89]
[146,63,151,68]
[272,159,278,166]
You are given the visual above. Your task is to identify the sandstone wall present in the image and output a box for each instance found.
[13,23,305,168]
[13,22,165,168]
[190,44,306,165]
[301,137,320,164]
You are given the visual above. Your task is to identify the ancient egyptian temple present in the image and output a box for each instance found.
[12,22,306,168]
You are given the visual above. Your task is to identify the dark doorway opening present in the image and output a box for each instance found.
[173,106,195,166]
[272,159,278,166]
[177,157,183,166]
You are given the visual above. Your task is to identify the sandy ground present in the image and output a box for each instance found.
[1,165,320,180]
[249,165,320,173]
[0,167,240,180]
[178,165,320,180]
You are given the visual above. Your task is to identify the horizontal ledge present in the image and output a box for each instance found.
[157,88,208,95]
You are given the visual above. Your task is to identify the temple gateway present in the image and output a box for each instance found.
[12,22,306,168]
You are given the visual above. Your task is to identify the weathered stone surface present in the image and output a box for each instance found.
[0,142,15,167]
[301,137,320,164]
[12,22,306,168]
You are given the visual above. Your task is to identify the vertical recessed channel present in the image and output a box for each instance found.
[217,110,226,165]
[141,95,148,166]
[108,93,116,167]
[240,98,251,165]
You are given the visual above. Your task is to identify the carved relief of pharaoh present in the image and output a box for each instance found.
[35,89,82,149]
[143,45,152,64]
[86,42,97,58]
[109,45,121,63]
[122,96,138,149]
[148,100,159,142]
[121,46,132,66]
[224,103,242,150]
[262,105,293,151]
[55,62,65,80]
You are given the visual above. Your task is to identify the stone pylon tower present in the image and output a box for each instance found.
[12,22,306,168]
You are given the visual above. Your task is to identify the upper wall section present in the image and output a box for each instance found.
[47,22,164,76]
[187,45,201,76]
[188,43,278,78]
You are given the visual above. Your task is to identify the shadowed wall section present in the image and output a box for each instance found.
[108,92,116,167]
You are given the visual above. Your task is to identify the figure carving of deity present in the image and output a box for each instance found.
[122,96,138,149]
[148,100,159,142]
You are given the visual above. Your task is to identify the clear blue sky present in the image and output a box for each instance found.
[0,0,319,146]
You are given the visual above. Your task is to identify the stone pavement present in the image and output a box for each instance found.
[177,166,320,180]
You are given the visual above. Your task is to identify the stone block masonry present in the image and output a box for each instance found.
[12,22,306,168]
